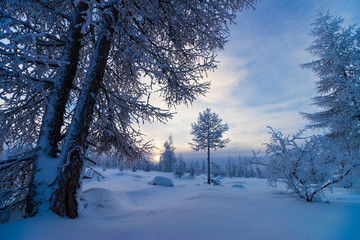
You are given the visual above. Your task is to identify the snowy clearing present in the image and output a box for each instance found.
[1,169,359,240]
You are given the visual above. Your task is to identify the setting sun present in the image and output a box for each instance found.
[153,155,161,163]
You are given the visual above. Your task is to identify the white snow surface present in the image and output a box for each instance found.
[1,168,359,240]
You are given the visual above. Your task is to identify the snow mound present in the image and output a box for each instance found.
[232,184,245,189]
[81,188,114,209]
[152,176,174,187]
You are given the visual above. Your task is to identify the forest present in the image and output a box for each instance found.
[0,0,359,239]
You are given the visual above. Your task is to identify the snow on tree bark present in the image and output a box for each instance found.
[36,2,89,157]
[50,12,116,218]
[25,2,89,217]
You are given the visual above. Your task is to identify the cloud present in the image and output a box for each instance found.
[198,54,248,106]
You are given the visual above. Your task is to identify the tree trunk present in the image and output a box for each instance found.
[207,146,211,185]
[207,126,211,185]
[37,1,88,158]
[50,21,114,218]
[25,2,88,217]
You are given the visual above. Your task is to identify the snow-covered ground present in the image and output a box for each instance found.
[1,169,360,240]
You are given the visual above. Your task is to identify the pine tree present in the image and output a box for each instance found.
[160,136,176,173]
[175,154,186,178]
[301,11,360,142]
[201,159,206,174]
[188,161,197,177]
[301,11,360,187]
[190,108,230,184]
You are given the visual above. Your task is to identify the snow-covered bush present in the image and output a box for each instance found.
[263,127,354,202]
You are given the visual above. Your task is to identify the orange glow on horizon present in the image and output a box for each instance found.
[152,155,161,163]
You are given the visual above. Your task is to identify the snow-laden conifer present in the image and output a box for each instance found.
[301,11,360,141]
[301,11,360,188]
[175,154,186,178]
[160,136,176,173]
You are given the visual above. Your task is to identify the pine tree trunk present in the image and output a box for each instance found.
[25,2,88,217]
[207,126,211,184]
[50,21,114,218]
[207,146,211,185]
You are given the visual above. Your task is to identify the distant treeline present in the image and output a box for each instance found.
[91,154,265,179]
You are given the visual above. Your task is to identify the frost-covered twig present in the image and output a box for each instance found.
[84,166,105,181]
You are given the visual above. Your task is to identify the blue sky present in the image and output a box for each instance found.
[142,0,360,162]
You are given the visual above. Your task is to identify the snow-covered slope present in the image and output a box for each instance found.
[1,169,359,240]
